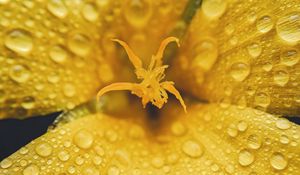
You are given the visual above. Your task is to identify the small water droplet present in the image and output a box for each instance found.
[230,62,250,82]
[9,65,31,83]
[73,129,94,149]
[280,135,290,144]
[151,156,164,169]
[35,142,52,157]
[280,49,299,66]
[182,140,203,158]
[107,166,120,175]
[254,92,270,108]
[49,45,68,63]
[202,0,227,19]
[124,0,153,28]
[82,3,99,22]
[276,12,300,43]
[68,34,91,56]
[256,15,274,33]
[171,121,186,136]
[83,166,100,175]
[63,83,76,97]
[0,158,12,169]
[227,124,238,137]
[247,43,262,58]
[21,96,35,109]
[5,29,33,54]
[276,118,291,130]
[238,149,254,166]
[247,134,261,149]
[58,150,70,161]
[270,152,288,170]
[47,0,68,18]
[273,69,289,87]
[237,120,248,132]
[23,164,39,175]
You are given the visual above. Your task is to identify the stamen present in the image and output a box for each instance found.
[98,37,187,113]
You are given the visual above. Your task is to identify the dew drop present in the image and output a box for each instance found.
[82,3,99,22]
[63,83,76,97]
[273,69,289,86]
[229,62,250,82]
[151,156,164,169]
[35,142,52,157]
[124,0,153,28]
[47,0,68,18]
[0,158,12,169]
[192,38,218,71]
[202,0,226,19]
[49,45,68,63]
[256,15,274,33]
[5,29,33,54]
[247,43,262,58]
[83,166,100,175]
[23,164,39,175]
[58,150,70,162]
[9,65,31,83]
[280,135,290,144]
[247,134,261,150]
[276,12,300,43]
[182,140,203,158]
[280,49,299,66]
[237,120,248,132]
[254,92,270,108]
[21,96,35,109]
[73,129,94,149]
[276,118,291,130]
[270,152,288,170]
[107,166,120,175]
[171,121,186,136]
[238,149,254,166]
[68,34,91,56]
[227,124,238,137]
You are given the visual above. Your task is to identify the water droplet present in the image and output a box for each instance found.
[19,147,29,155]
[5,29,33,54]
[238,149,254,166]
[230,62,250,81]
[107,166,120,175]
[0,0,9,4]
[83,166,100,175]
[68,166,76,174]
[280,49,299,66]
[93,156,102,165]
[151,156,164,168]
[247,11,257,23]
[75,156,85,165]
[73,129,94,149]
[82,3,99,22]
[280,135,290,144]
[254,92,270,108]
[105,130,118,142]
[68,34,91,56]
[23,164,39,175]
[35,142,52,157]
[273,69,289,87]
[124,0,153,28]
[227,124,238,137]
[270,152,288,170]
[276,118,291,130]
[247,134,261,149]
[0,158,12,169]
[256,15,274,33]
[49,45,68,63]
[192,38,218,71]
[247,43,262,58]
[237,120,248,132]
[202,0,226,19]
[276,12,300,43]
[21,96,35,109]
[115,149,130,165]
[182,140,203,158]
[47,0,68,18]
[63,83,76,97]
[58,150,70,161]
[171,121,186,136]
[9,65,31,83]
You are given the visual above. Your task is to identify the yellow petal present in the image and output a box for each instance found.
[1,102,299,174]
[172,0,300,116]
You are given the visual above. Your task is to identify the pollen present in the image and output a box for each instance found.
[97,37,187,113]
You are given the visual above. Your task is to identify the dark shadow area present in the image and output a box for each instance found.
[0,112,60,160]
[286,117,300,125]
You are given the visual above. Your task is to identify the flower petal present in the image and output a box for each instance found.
[172,0,300,116]
[1,102,299,174]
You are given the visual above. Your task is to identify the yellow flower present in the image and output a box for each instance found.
[0,0,300,174]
